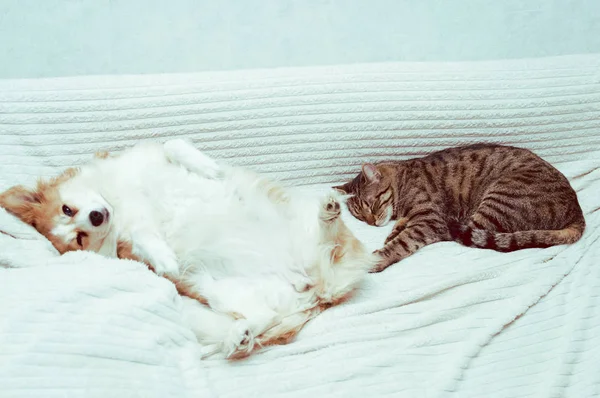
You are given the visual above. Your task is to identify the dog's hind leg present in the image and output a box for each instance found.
[192,273,308,358]
[179,296,253,359]
[255,309,315,348]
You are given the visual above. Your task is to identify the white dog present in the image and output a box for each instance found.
[0,140,376,358]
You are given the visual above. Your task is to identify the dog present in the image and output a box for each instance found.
[0,139,377,358]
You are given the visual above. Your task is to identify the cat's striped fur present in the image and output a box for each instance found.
[335,144,585,273]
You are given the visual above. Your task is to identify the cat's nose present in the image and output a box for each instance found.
[89,208,109,227]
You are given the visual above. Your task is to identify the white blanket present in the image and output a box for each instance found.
[1,54,599,397]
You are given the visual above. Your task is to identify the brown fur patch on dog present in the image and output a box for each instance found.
[0,167,80,253]
[94,151,111,159]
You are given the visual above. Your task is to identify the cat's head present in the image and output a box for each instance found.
[334,163,395,227]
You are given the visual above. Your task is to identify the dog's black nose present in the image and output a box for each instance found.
[89,210,104,227]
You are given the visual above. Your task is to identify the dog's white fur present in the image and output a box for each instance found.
[1,140,376,358]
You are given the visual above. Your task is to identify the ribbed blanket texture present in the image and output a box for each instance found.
[1,54,599,398]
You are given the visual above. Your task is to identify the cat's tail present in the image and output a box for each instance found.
[448,218,585,252]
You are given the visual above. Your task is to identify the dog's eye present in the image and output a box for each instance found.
[62,205,73,217]
[76,232,87,247]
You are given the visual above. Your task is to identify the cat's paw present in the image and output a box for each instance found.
[222,319,254,358]
[320,196,341,223]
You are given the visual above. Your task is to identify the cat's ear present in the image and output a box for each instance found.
[333,181,352,194]
[362,163,381,183]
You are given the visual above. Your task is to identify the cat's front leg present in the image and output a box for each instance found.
[384,217,409,244]
[371,214,449,273]
[372,228,429,273]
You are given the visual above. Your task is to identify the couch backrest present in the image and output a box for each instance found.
[1,55,599,189]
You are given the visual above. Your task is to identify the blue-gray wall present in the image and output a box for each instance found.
[1,0,599,78]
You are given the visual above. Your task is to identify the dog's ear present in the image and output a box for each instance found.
[0,185,42,225]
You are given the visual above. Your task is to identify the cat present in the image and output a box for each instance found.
[334,144,586,273]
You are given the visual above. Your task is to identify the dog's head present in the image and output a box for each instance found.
[0,165,113,254]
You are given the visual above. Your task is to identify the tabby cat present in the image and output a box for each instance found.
[334,144,585,273]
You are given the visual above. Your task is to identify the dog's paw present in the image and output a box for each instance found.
[292,279,313,293]
[289,272,313,293]
[163,138,193,158]
[222,319,254,358]
[163,139,197,167]
[320,196,341,223]
[151,249,180,278]
[163,139,221,180]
